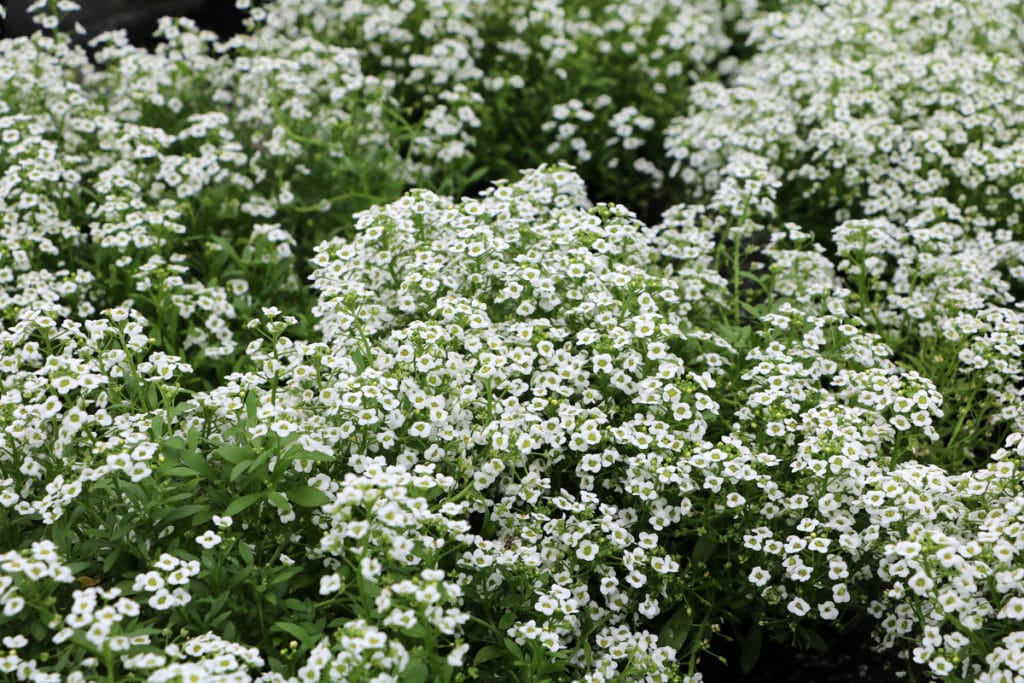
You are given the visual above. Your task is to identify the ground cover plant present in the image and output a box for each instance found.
[3,0,1024,681]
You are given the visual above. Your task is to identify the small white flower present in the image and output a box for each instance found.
[748,566,771,587]
[447,643,470,666]
[196,530,222,549]
[576,540,599,562]
[212,515,233,529]
[2,596,25,616]
[787,597,810,617]
[319,573,342,595]
[999,597,1024,620]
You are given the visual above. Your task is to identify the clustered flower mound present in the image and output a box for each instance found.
[4,0,1024,682]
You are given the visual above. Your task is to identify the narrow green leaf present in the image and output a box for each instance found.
[226,565,255,589]
[246,391,258,424]
[215,445,252,465]
[151,413,165,439]
[740,623,763,673]
[187,427,201,452]
[501,637,523,661]
[229,460,251,484]
[272,621,312,647]
[267,490,292,513]
[658,605,692,650]
[103,549,121,573]
[161,436,186,455]
[798,627,829,653]
[237,542,254,567]
[247,450,273,474]
[283,449,335,463]
[286,485,330,508]
[190,507,213,526]
[472,645,505,666]
[267,566,304,586]
[224,492,263,517]
[159,504,207,524]
[180,450,215,480]
[50,522,73,553]
[163,466,199,479]
[692,533,716,565]
[146,383,159,409]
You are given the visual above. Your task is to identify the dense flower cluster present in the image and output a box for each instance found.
[4,0,1024,681]
[250,0,734,204]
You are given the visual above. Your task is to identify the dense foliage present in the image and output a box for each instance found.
[3,1,1024,681]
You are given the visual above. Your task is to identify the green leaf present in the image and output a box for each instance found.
[50,522,74,553]
[224,492,263,517]
[658,605,692,651]
[246,391,258,424]
[191,507,213,526]
[498,613,516,630]
[283,449,335,463]
[215,445,253,464]
[229,460,251,484]
[226,565,256,590]
[209,591,230,617]
[267,566,304,586]
[402,661,429,683]
[247,450,273,474]
[798,627,829,653]
[692,533,716,565]
[473,645,505,666]
[286,485,330,508]
[161,436,186,456]
[164,466,199,479]
[272,621,312,647]
[740,623,763,674]
[187,427,201,452]
[180,450,215,480]
[146,383,159,410]
[501,637,523,661]
[159,504,207,524]
[29,620,46,641]
[267,490,292,513]
[151,413,165,439]
[102,549,122,573]
[281,598,310,612]
[119,482,146,505]
[237,542,254,567]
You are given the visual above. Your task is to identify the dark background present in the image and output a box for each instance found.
[1,0,246,46]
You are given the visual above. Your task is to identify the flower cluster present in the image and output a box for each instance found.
[251,0,732,205]
[6,0,1024,680]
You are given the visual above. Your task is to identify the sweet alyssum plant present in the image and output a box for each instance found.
[5,0,1024,681]
[3,160,1023,682]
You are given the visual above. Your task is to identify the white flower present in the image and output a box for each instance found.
[212,515,233,529]
[319,573,342,596]
[447,643,470,666]
[999,598,1024,620]
[576,540,599,562]
[196,530,222,549]
[148,589,176,610]
[2,596,24,616]
[748,567,771,587]
[787,597,810,617]
[818,601,839,621]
